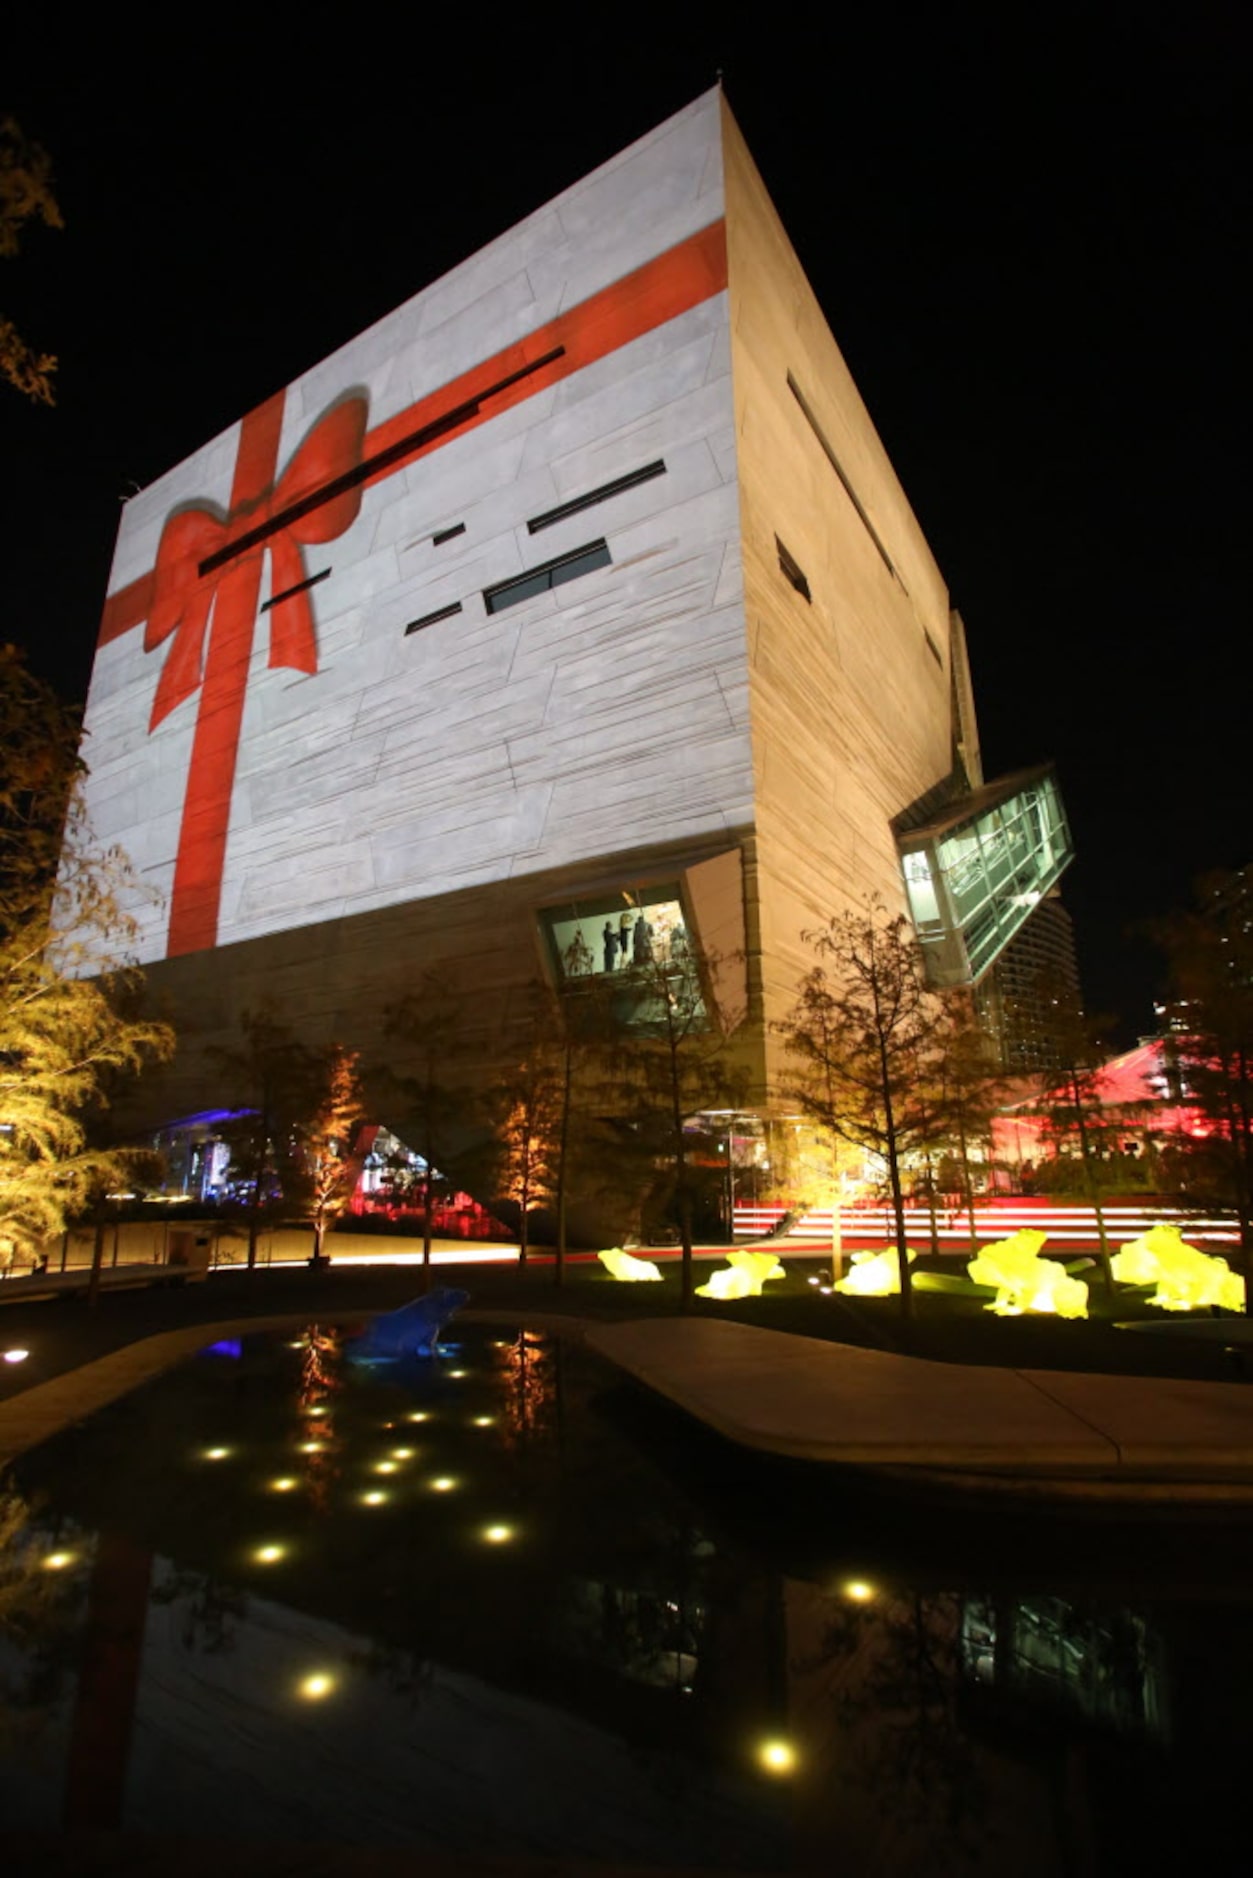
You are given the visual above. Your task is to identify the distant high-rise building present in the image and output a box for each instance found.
[974,894,1082,1073]
[68,90,1073,1135]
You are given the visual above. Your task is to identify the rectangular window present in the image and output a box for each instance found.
[527,460,667,533]
[775,536,812,603]
[432,522,466,546]
[786,371,905,591]
[405,601,462,636]
[483,539,611,616]
[537,886,707,1035]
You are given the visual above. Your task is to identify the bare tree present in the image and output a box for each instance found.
[779,902,938,1316]
[300,1045,366,1267]
[1153,865,1253,1291]
[383,974,475,1286]
[489,1044,561,1267]
[615,937,746,1310]
[209,1006,316,1270]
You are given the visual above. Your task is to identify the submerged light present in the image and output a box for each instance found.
[373,1460,398,1474]
[841,1579,877,1603]
[3,1348,30,1364]
[299,1441,325,1454]
[43,1551,75,1571]
[362,1490,388,1506]
[407,1411,430,1423]
[390,1447,415,1460]
[269,1477,297,1493]
[472,1415,495,1427]
[254,1544,286,1564]
[297,1672,334,1700]
[204,1447,231,1461]
[482,1524,514,1544]
[757,1739,797,1775]
[429,1476,457,1492]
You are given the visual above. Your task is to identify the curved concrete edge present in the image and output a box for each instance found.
[582,1317,1253,1498]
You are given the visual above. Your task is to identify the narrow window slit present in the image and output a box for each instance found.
[786,371,905,592]
[776,537,812,603]
[405,602,462,636]
[527,460,667,533]
[261,568,332,612]
[432,523,466,546]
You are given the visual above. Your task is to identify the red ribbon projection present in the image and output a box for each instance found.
[100,219,729,958]
[143,393,368,956]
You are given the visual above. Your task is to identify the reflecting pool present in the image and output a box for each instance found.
[1,1324,1250,1871]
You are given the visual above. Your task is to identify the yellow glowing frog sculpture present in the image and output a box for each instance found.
[597,1248,663,1282]
[966,1229,1090,1318]
[833,1248,916,1296]
[695,1250,786,1299]
[1110,1223,1245,1312]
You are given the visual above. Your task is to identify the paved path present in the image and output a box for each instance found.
[584,1318,1253,1501]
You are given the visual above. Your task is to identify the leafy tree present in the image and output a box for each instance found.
[779,902,938,1316]
[0,647,172,1271]
[615,936,746,1310]
[300,1044,366,1267]
[208,1006,318,1270]
[1154,865,1253,1288]
[383,974,476,1284]
[0,117,62,405]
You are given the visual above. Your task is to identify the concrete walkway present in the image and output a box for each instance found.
[584,1317,1253,1502]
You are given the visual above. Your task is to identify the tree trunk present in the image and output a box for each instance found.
[86,1213,107,1310]
[956,1110,980,1258]
[554,1041,571,1289]
[1071,1069,1113,1293]
[878,1049,913,1317]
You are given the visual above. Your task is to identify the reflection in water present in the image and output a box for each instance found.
[961,1594,1165,1738]
[491,1329,558,1451]
[296,1323,343,1513]
[1,1331,1250,1869]
[0,1482,90,1736]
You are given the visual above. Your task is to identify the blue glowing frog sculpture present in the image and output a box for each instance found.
[348,1286,470,1361]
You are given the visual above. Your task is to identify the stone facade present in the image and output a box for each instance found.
[73,90,969,1128]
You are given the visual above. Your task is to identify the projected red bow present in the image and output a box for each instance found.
[144,392,367,956]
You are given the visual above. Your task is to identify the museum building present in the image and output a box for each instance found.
[72,89,1073,1133]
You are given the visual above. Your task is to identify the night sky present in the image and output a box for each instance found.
[2,9,1243,1039]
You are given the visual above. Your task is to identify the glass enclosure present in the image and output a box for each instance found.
[536,883,708,1035]
[898,766,1074,987]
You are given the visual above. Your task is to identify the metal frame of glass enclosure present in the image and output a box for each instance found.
[897,765,1074,987]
